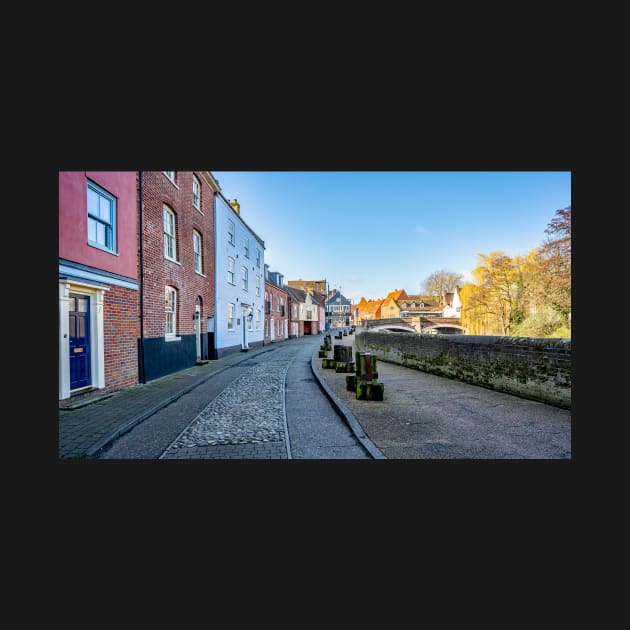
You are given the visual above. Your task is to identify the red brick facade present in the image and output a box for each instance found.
[103,284,140,392]
[139,171,215,337]
[139,172,216,379]
[264,281,289,343]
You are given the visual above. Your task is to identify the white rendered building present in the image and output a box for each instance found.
[213,193,265,357]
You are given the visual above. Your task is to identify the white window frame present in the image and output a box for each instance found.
[165,286,178,339]
[163,205,177,261]
[242,266,248,290]
[163,171,176,184]
[227,257,235,285]
[87,179,116,254]
[193,230,203,274]
[228,218,235,246]
[227,303,235,330]
[256,309,261,330]
[244,237,250,258]
[256,249,261,268]
[192,175,201,210]
[256,275,261,297]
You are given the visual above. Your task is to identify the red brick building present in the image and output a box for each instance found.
[264,265,289,343]
[59,171,139,402]
[139,171,217,381]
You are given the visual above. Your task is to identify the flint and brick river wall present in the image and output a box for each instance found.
[355,331,571,408]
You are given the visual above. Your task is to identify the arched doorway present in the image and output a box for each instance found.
[195,297,202,360]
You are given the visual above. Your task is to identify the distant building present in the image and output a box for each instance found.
[326,289,352,327]
[287,278,327,294]
[264,264,289,343]
[311,290,327,334]
[285,286,320,335]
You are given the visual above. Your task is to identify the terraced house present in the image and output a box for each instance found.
[139,171,217,380]
[59,172,139,402]
[264,264,289,343]
[214,196,265,357]
[285,286,320,335]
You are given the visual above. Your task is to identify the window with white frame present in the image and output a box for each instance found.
[193,230,203,273]
[228,218,235,246]
[256,309,261,329]
[242,266,248,290]
[256,249,261,268]
[227,257,235,284]
[227,303,235,330]
[244,238,250,258]
[87,179,116,253]
[163,205,177,260]
[256,275,261,296]
[192,175,201,210]
[163,171,176,183]
[165,286,177,337]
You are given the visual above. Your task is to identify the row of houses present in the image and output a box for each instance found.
[353,288,463,333]
[58,171,335,405]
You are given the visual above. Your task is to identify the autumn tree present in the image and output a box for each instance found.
[461,206,571,338]
[536,205,571,327]
[464,252,520,335]
[421,269,463,298]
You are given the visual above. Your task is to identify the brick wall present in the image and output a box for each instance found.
[355,331,571,408]
[139,171,215,338]
[103,285,139,391]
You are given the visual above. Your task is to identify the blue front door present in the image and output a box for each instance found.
[69,293,91,390]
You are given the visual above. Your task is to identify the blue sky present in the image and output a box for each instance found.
[212,171,571,303]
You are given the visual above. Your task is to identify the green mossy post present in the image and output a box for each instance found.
[355,380,385,401]
[318,350,327,358]
[346,375,356,391]
[367,382,384,401]
[356,352,378,380]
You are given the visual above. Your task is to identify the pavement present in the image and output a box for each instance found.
[58,328,571,460]
[314,334,571,459]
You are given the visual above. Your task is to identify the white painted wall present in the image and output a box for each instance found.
[215,195,265,352]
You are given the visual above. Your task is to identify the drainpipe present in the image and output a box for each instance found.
[138,171,146,383]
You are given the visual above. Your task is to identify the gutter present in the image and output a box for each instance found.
[138,171,146,384]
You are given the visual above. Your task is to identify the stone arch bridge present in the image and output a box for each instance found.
[363,317,464,334]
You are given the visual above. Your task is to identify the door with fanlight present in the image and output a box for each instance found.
[69,293,91,390]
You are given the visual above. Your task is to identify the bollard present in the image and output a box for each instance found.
[346,374,356,391]
[356,352,378,380]
[355,352,384,401]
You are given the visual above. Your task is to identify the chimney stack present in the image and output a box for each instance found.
[229,198,240,214]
